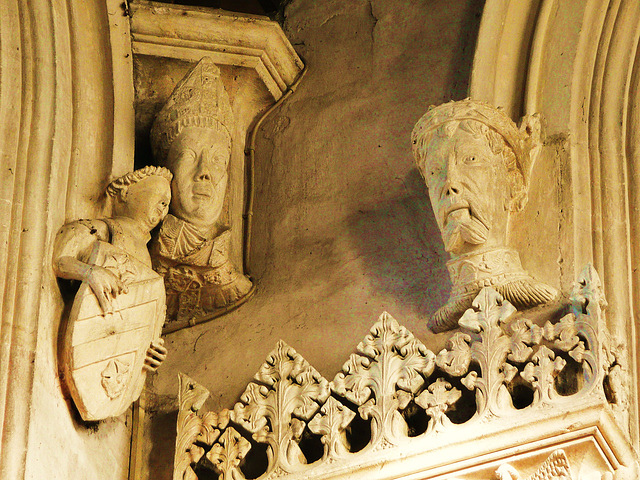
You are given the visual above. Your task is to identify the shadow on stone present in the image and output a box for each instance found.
[346,168,449,320]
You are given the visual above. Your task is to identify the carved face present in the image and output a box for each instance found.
[117,175,171,232]
[420,123,512,256]
[166,126,231,229]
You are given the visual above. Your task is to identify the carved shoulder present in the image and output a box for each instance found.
[52,219,110,268]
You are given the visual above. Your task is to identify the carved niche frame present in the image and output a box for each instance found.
[130,1,304,333]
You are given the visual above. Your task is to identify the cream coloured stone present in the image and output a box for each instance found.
[150,58,255,332]
[172,265,636,480]
[53,166,171,421]
[412,99,557,333]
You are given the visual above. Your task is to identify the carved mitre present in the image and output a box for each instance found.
[412,99,557,333]
[150,56,233,163]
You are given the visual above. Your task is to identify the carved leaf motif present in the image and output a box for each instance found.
[332,312,435,445]
[308,396,356,461]
[174,374,215,480]
[232,340,330,475]
[458,288,516,333]
[457,288,517,416]
[436,332,472,376]
[200,410,230,446]
[543,314,580,352]
[570,263,607,315]
[205,427,251,480]
[521,346,566,404]
[415,378,461,432]
[508,319,542,363]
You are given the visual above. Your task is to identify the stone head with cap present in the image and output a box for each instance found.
[151,57,233,231]
[411,98,540,257]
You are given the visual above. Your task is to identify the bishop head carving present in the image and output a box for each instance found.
[412,99,556,333]
[150,57,253,332]
[151,57,233,231]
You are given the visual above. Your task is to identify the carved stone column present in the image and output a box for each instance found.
[0,0,135,477]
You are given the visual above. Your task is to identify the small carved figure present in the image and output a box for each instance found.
[53,166,171,420]
[150,57,253,331]
[412,99,557,333]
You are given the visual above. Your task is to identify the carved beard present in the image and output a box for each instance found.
[442,208,490,253]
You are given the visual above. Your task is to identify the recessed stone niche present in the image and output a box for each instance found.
[130,0,303,332]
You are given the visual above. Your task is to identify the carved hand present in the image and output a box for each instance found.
[144,338,168,372]
[86,265,127,313]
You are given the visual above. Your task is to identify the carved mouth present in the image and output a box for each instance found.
[192,184,212,198]
[443,204,470,226]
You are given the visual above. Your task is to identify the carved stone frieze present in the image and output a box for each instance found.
[173,265,635,480]
[411,99,557,333]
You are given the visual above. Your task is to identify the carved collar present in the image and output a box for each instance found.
[155,214,230,265]
[447,247,530,297]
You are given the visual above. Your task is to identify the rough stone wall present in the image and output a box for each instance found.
[145,0,484,478]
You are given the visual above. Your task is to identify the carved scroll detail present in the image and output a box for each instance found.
[174,265,625,480]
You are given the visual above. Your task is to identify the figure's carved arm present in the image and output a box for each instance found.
[52,220,126,312]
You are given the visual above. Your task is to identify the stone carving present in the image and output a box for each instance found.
[53,166,171,421]
[232,340,331,476]
[411,99,557,333]
[173,266,628,480]
[307,396,355,461]
[205,427,252,480]
[332,312,435,446]
[414,377,461,433]
[150,57,254,332]
[495,450,573,479]
[100,359,130,399]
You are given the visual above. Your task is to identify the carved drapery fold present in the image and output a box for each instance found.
[173,265,636,480]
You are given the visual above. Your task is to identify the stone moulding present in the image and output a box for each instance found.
[173,265,638,480]
[129,0,304,101]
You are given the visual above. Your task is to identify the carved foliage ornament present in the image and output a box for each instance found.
[174,265,628,480]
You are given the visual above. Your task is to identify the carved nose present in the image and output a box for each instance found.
[445,184,460,196]
[195,153,211,181]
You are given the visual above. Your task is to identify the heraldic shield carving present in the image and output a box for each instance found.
[61,241,166,421]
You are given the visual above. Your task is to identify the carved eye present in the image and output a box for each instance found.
[463,155,478,165]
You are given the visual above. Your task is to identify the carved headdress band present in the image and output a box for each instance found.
[411,98,539,190]
[151,57,233,163]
